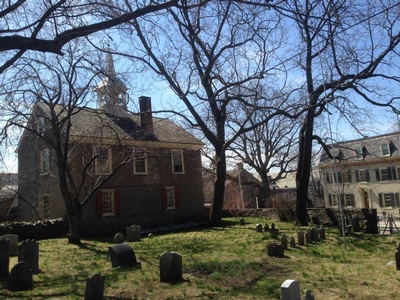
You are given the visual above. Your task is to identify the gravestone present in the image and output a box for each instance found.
[395,243,400,271]
[0,239,9,276]
[256,224,263,232]
[267,243,284,258]
[264,223,269,232]
[126,225,141,242]
[352,215,360,232]
[290,237,296,248]
[304,289,315,300]
[114,233,125,244]
[8,262,32,291]
[305,229,312,244]
[297,230,305,246]
[148,233,154,238]
[271,223,275,231]
[19,239,39,274]
[239,218,245,226]
[159,252,183,283]
[319,225,326,240]
[85,273,105,300]
[281,279,301,300]
[281,234,288,250]
[311,226,319,243]
[0,234,18,256]
[108,244,141,269]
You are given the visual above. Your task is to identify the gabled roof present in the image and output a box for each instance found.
[35,102,204,148]
[319,131,400,165]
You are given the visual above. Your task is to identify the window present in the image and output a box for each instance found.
[376,167,397,181]
[325,172,336,184]
[96,190,120,217]
[40,149,50,174]
[133,148,147,174]
[43,194,50,219]
[378,193,396,207]
[172,149,184,174]
[341,170,352,183]
[354,146,363,160]
[380,168,389,181]
[344,194,355,207]
[381,143,390,157]
[328,194,338,206]
[355,169,370,182]
[162,186,180,210]
[37,116,45,136]
[94,146,112,175]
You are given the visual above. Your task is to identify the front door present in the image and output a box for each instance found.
[363,191,369,208]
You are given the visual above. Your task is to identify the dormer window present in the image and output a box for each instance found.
[380,142,390,157]
[354,145,364,160]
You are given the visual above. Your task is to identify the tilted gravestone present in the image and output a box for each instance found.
[19,239,39,274]
[114,233,125,244]
[108,243,141,269]
[256,224,263,232]
[319,225,326,240]
[159,252,183,283]
[297,230,305,246]
[281,279,301,300]
[8,262,32,291]
[311,226,319,243]
[239,218,245,226]
[290,237,296,248]
[281,234,288,250]
[304,289,316,300]
[0,234,18,256]
[267,243,284,258]
[126,225,141,242]
[264,223,269,232]
[85,273,105,300]
[0,239,10,276]
[305,229,312,244]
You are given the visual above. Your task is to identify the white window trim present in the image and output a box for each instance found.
[380,168,390,181]
[354,145,363,160]
[382,193,393,208]
[133,148,148,175]
[94,146,112,175]
[40,148,50,175]
[380,142,390,157]
[172,149,185,174]
[101,189,115,216]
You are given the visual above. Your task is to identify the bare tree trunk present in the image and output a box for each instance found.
[209,150,226,226]
[67,205,82,245]
[295,109,314,226]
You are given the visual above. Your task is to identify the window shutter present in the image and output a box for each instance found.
[350,194,355,206]
[328,194,332,206]
[378,193,383,207]
[395,193,400,207]
[325,173,330,184]
[175,186,180,208]
[391,167,397,180]
[347,170,352,183]
[388,167,393,180]
[375,169,380,181]
[114,190,121,215]
[391,193,395,206]
[161,187,167,210]
[337,172,342,183]
[365,170,370,182]
[355,170,360,182]
[96,191,103,216]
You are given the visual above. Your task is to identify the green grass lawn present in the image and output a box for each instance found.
[0,217,399,299]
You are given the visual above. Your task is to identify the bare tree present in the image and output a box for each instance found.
[113,0,297,225]
[0,0,178,73]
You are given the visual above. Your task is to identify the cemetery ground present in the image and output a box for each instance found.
[0,217,399,299]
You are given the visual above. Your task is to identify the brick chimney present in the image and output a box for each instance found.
[139,96,153,133]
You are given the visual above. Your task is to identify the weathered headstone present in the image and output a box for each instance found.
[85,273,105,300]
[0,239,10,276]
[114,233,125,244]
[264,223,269,232]
[256,224,263,232]
[297,230,305,246]
[290,237,296,248]
[267,243,284,258]
[281,279,301,300]
[7,262,32,291]
[126,225,141,242]
[305,229,312,244]
[311,226,319,243]
[319,225,326,240]
[108,244,141,269]
[352,215,360,232]
[159,251,183,283]
[239,218,245,226]
[304,289,315,300]
[281,234,288,250]
[271,223,275,231]
[0,234,18,256]
[148,233,154,238]
[18,239,39,274]
[395,243,400,271]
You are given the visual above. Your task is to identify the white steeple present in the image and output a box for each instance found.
[94,50,128,113]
